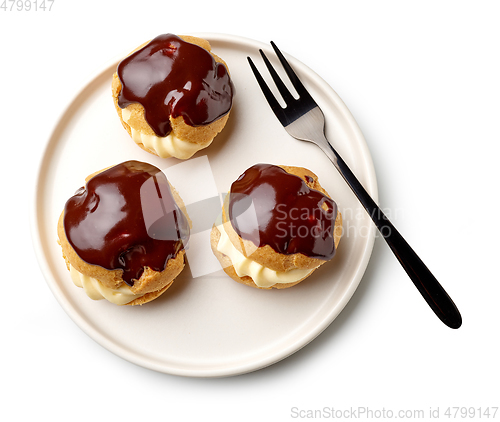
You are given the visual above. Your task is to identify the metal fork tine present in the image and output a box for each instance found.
[247,56,287,124]
[270,41,313,101]
[259,49,296,105]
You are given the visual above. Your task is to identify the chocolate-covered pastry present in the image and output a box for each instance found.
[211,164,342,289]
[112,34,234,159]
[58,161,190,305]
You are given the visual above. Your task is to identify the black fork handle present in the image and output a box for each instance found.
[249,41,461,328]
[326,144,462,329]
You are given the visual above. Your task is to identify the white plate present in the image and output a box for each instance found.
[32,33,378,377]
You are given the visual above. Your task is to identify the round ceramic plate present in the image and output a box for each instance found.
[32,33,378,377]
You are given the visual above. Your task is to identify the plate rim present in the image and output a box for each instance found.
[31,32,378,378]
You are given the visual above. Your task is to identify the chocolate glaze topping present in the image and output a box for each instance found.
[64,161,190,285]
[117,33,233,137]
[228,164,338,260]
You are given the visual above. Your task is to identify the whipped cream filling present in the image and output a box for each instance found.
[216,223,315,288]
[121,108,210,159]
[69,264,143,305]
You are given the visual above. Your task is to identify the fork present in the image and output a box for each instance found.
[248,42,462,329]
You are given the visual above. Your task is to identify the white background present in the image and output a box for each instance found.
[2,0,499,421]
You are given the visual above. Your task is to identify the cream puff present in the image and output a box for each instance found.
[58,160,190,305]
[211,164,342,289]
[111,34,234,159]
